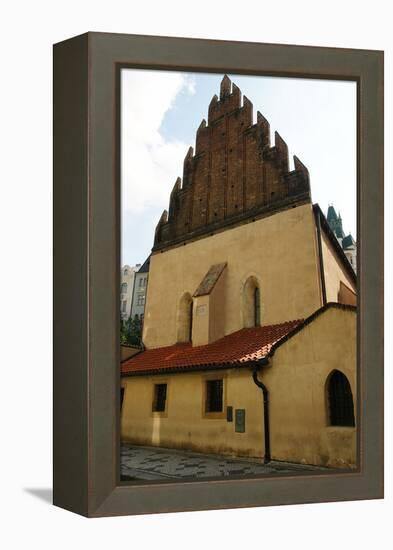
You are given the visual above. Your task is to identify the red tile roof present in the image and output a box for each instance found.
[121,319,303,376]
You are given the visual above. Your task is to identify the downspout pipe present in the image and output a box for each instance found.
[251,361,271,464]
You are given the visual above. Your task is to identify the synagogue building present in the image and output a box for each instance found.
[121,76,357,468]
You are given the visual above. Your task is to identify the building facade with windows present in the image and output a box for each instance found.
[120,264,140,321]
[121,76,357,468]
[130,256,150,323]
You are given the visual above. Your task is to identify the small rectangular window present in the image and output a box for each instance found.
[137,294,145,306]
[122,300,127,312]
[206,379,223,413]
[153,383,167,412]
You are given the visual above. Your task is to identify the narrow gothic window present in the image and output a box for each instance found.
[243,277,261,328]
[327,370,355,427]
[254,287,260,326]
[177,293,193,343]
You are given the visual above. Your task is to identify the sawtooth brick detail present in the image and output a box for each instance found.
[154,75,311,250]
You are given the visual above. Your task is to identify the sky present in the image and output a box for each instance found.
[121,70,356,267]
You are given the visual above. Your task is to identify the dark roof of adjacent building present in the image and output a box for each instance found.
[137,255,151,274]
[326,205,345,239]
[342,234,356,249]
[327,205,339,223]
[121,303,356,377]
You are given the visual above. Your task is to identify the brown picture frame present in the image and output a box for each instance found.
[53,32,384,517]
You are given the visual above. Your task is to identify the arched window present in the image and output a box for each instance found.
[177,293,193,343]
[243,276,261,328]
[327,370,355,427]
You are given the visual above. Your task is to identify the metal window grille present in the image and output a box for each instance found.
[206,379,223,412]
[328,371,355,426]
[153,384,167,412]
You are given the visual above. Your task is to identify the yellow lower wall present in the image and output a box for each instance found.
[121,307,356,468]
[121,368,264,457]
[264,306,356,468]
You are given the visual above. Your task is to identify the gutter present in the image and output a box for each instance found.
[315,206,327,306]
[251,358,271,464]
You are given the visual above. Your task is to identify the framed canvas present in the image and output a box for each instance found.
[53,32,383,517]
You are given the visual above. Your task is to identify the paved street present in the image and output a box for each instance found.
[120,443,327,481]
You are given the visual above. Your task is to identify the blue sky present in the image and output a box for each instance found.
[121,70,356,267]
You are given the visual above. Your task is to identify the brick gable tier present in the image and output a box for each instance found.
[153,75,311,251]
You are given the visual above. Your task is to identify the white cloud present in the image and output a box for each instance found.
[121,69,194,214]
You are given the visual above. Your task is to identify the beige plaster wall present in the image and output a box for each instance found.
[143,203,323,349]
[120,345,141,362]
[263,306,357,468]
[121,307,357,468]
[192,295,210,347]
[338,281,357,306]
[321,229,356,303]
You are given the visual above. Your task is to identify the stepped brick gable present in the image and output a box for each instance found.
[154,75,311,250]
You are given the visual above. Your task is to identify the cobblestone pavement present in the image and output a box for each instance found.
[120,443,328,481]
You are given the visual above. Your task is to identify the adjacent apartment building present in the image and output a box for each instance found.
[120,264,140,321]
[130,256,150,323]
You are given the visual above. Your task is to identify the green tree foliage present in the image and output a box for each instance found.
[120,315,142,346]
